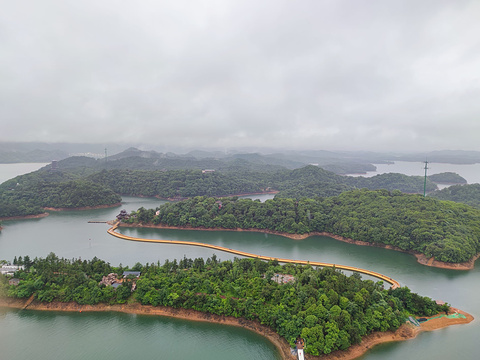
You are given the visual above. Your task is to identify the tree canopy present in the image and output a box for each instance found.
[1,253,447,356]
[125,190,480,264]
[430,184,480,209]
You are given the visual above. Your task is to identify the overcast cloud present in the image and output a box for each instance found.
[1,0,479,152]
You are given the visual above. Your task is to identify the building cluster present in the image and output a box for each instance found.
[1,264,24,287]
[99,271,141,290]
[271,273,295,284]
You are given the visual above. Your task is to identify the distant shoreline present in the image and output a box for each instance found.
[0,213,49,221]
[43,202,122,212]
[117,222,478,270]
[0,298,473,360]
[156,190,279,202]
[0,203,122,222]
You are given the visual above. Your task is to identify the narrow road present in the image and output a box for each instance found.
[107,224,400,289]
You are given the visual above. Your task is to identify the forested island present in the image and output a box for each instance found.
[0,253,455,357]
[123,190,480,265]
[428,172,467,185]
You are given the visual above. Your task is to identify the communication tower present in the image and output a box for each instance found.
[423,160,429,197]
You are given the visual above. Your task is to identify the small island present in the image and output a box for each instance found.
[428,172,467,185]
[0,254,472,359]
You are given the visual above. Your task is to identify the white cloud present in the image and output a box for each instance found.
[1,0,479,152]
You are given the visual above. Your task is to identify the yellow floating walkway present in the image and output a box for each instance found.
[107,224,400,289]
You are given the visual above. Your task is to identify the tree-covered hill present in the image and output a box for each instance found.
[50,151,292,173]
[0,169,121,217]
[345,173,437,194]
[0,159,463,219]
[86,169,269,198]
[1,254,447,356]
[428,172,467,184]
[126,190,480,264]
[430,184,480,209]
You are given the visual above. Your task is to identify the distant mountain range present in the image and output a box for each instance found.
[1,142,479,171]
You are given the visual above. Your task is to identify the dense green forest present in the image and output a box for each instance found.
[428,172,467,184]
[1,253,447,356]
[344,173,437,194]
[430,184,480,209]
[86,169,269,198]
[0,160,442,218]
[63,162,439,198]
[125,190,480,264]
[0,170,120,217]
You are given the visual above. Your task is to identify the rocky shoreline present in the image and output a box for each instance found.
[0,297,473,360]
[117,223,478,270]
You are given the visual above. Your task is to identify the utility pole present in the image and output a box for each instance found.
[423,160,429,197]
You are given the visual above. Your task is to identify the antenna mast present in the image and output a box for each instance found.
[423,160,429,197]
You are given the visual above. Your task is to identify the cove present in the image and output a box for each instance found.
[0,307,281,360]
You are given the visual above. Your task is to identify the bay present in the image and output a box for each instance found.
[0,309,280,360]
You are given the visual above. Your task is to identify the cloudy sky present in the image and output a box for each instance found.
[1,0,479,152]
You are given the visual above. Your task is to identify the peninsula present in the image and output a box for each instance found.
[0,297,472,360]
[0,253,470,359]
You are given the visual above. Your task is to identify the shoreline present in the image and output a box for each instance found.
[44,202,122,212]
[0,203,122,222]
[0,298,291,359]
[0,298,473,360]
[0,212,49,221]
[157,190,279,202]
[117,223,478,270]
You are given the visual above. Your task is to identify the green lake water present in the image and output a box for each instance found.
[1,161,480,359]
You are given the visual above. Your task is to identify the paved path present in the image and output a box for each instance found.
[107,224,400,289]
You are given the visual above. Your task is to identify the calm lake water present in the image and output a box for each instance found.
[1,162,480,359]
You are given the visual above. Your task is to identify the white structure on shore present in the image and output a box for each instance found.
[0,265,24,276]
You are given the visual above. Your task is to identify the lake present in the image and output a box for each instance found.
[1,162,480,359]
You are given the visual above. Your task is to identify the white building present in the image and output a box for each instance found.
[0,265,24,276]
